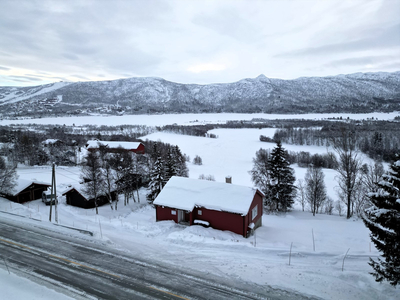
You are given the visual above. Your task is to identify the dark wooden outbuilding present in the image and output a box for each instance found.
[62,186,117,209]
[2,179,51,203]
[153,177,263,237]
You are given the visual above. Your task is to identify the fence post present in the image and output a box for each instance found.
[312,229,315,252]
[342,248,350,271]
[99,220,103,238]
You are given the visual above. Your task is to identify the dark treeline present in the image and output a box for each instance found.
[286,151,338,169]
[272,121,400,162]
[160,119,332,138]
[0,124,153,144]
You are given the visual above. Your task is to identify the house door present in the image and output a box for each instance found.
[177,210,184,222]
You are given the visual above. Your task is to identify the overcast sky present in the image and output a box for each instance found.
[0,0,399,87]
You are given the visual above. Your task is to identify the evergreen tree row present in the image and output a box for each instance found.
[146,142,189,205]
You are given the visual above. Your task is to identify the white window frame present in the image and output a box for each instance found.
[171,210,176,215]
[252,205,258,220]
[198,210,202,216]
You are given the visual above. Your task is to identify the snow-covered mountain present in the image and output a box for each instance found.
[1,71,399,117]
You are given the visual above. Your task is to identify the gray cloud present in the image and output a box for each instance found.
[24,73,46,78]
[71,75,89,80]
[10,78,30,83]
[0,0,399,86]
[63,53,80,61]
[277,23,400,58]
[323,55,398,68]
[192,7,262,43]
[9,75,43,81]
[374,61,400,71]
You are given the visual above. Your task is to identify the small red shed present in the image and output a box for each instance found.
[153,176,264,237]
[86,140,145,154]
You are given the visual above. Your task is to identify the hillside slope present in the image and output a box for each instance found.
[1,71,399,117]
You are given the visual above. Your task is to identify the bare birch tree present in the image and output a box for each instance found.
[305,165,326,216]
[0,157,18,196]
[81,151,103,214]
[296,179,306,211]
[332,129,363,219]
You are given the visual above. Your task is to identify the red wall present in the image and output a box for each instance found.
[87,143,145,154]
[193,207,245,236]
[244,192,263,233]
[132,143,145,154]
[156,206,178,223]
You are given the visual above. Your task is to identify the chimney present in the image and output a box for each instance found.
[225,176,232,184]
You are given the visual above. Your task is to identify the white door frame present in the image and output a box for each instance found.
[177,210,184,222]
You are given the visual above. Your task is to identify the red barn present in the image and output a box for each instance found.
[86,140,145,154]
[153,176,263,237]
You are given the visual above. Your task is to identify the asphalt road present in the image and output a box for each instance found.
[0,215,315,300]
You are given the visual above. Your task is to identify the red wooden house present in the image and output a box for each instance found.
[153,177,264,237]
[86,140,145,154]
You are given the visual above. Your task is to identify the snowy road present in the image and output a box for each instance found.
[0,214,314,300]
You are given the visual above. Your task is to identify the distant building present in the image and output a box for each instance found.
[153,176,263,237]
[62,185,117,209]
[42,139,64,147]
[1,179,51,203]
[86,140,145,154]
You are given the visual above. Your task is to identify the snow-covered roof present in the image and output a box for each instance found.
[11,179,50,196]
[153,176,263,215]
[86,140,142,150]
[62,184,115,200]
[42,139,61,145]
[62,185,90,200]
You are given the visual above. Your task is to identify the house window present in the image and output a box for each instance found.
[171,210,176,215]
[198,210,202,216]
[252,205,258,220]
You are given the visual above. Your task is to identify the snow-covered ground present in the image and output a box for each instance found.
[0,267,74,300]
[0,112,398,127]
[1,127,399,299]
[142,128,346,200]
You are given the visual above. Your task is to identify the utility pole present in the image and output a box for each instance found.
[49,163,58,223]
[49,164,53,222]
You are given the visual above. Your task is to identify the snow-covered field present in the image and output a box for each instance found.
[0,267,74,300]
[0,112,399,127]
[1,119,399,299]
[142,128,343,200]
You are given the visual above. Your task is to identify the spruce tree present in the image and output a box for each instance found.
[164,149,177,183]
[172,146,189,177]
[268,141,296,212]
[147,156,165,205]
[362,156,400,286]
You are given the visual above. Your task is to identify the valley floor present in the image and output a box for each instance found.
[1,125,399,299]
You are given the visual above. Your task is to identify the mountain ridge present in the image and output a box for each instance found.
[0,71,399,117]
